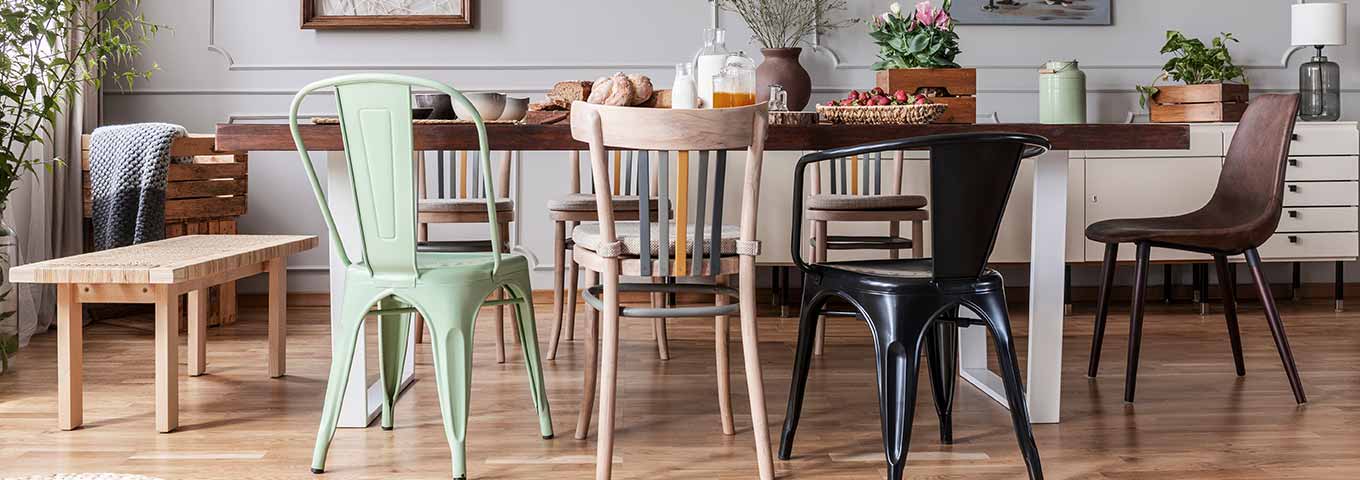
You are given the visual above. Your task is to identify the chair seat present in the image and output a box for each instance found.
[572,221,740,256]
[808,194,927,211]
[816,258,1004,294]
[349,251,529,285]
[418,198,514,213]
[1085,211,1256,253]
[547,193,663,212]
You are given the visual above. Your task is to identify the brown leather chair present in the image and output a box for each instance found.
[1085,94,1306,404]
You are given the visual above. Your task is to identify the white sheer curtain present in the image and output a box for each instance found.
[5,6,98,347]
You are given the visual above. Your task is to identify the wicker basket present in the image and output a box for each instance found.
[816,103,948,125]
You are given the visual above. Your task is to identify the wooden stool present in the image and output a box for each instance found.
[11,234,317,433]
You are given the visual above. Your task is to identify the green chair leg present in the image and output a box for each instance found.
[378,297,411,431]
[428,312,477,480]
[505,275,555,439]
[310,291,372,474]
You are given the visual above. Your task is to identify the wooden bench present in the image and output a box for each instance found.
[10,235,317,433]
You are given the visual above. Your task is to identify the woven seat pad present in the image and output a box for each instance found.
[573,221,741,256]
[808,194,927,211]
[418,198,513,213]
[547,193,664,212]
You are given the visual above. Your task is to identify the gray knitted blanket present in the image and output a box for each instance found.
[89,123,187,250]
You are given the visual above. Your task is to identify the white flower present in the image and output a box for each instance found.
[889,2,902,15]
[881,12,893,22]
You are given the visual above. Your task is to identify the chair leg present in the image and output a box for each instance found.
[378,297,411,431]
[966,292,1044,480]
[924,321,958,445]
[415,224,429,344]
[1213,255,1247,376]
[428,315,476,480]
[565,230,581,342]
[505,276,556,438]
[1088,243,1119,377]
[548,220,567,360]
[494,288,507,364]
[1245,248,1308,404]
[594,263,623,480]
[888,221,901,260]
[911,220,924,258]
[779,284,826,460]
[1124,242,1152,403]
[715,275,735,435]
[737,257,776,480]
[813,220,828,356]
[574,269,601,440]
[653,282,670,361]
[863,308,924,480]
[310,292,370,474]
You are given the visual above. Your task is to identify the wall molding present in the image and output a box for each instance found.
[113,86,1336,98]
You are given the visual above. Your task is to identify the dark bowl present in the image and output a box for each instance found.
[412,107,434,120]
[414,93,455,120]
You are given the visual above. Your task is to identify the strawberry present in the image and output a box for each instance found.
[870,87,885,97]
[894,90,909,103]
[848,89,861,100]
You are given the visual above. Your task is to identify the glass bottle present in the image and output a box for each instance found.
[713,52,757,108]
[694,28,730,108]
[1299,47,1341,121]
[672,63,698,109]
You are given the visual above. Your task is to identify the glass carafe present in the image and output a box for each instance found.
[694,28,730,108]
[712,52,757,108]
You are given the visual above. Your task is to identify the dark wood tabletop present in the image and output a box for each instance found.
[215,122,1190,153]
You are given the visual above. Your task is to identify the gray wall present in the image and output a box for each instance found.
[105,0,1360,293]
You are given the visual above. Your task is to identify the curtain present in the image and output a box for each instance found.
[5,4,99,347]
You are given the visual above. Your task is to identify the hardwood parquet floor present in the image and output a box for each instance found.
[1,296,1358,479]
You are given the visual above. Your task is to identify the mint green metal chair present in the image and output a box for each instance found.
[288,74,552,480]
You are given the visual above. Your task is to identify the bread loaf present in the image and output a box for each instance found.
[587,74,635,106]
[626,74,654,106]
[550,80,592,104]
[638,89,672,108]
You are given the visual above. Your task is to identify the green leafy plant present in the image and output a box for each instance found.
[1136,31,1247,109]
[1,0,161,203]
[869,0,961,70]
[719,0,857,49]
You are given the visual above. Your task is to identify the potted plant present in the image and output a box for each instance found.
[869,0,975,123]
[720,0,856,110]
[0,0,158,373]
[1137,31,1249,123]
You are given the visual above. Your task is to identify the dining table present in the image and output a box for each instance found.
[217,121,1190,427]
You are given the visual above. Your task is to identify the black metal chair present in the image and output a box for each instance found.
[779,132,1050,480]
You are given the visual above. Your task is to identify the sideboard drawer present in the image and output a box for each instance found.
[1287,124,1360,155]
[1257,232,1359,260]
[1277,206,1358,232]
[1285,156,1360,181]
[1284,181,1358,206]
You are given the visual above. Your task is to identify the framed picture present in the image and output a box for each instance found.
[950,0,1112,26]
[301,0,476,30]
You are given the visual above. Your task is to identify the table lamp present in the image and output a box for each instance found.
[1292,2,1347,121]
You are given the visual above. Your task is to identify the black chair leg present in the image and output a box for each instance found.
[1088,242,1118,377]
[1213,255,1246,376]
[869,322,923,480]
[1245,249,1308,404]
[924,321,958,444]
[778,285,827,460]
[965,292,1043,480]
[1124,242,1152,403]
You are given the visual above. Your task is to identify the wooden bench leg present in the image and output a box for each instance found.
[218,280,238,325]
[189,289,209,377]
[155,285,180,433]
[57,284,83,431]
[268,257,287,378]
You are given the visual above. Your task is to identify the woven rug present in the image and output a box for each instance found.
[2,473,163,475]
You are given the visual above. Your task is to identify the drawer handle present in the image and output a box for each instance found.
[1288,210,1299,218]
[1288,185,1299,193]
[1289,235,1300,244]
[1291,133,1300,141]
[1288,158,1299,167]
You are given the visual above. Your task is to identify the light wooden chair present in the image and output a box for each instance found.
[413,149,518,363]
[546,150,669,361]
[808,151,929,355]
[568,101,774,480]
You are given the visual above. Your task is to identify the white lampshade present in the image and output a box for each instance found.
[1292,3,1347,47]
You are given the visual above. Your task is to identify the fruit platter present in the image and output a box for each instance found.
[816,88,948,125]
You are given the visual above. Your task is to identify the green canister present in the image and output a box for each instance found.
[1039,60,1086,124]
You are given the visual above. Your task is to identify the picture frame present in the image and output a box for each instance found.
[950,0,1112,26]
[300,0,476,30]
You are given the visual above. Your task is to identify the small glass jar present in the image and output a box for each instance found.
[712,52,757,108]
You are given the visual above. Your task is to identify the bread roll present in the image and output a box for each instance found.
[587,74,634,106]
[626,74,654,106]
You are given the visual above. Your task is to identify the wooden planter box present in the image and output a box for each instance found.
[1149,83,1249,123]
[876,68,977,124]
[80,134,249,326]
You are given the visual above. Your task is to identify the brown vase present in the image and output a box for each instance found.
[756,48,812,111]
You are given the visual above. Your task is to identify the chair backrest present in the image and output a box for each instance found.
[569,101,768,278]
[791,133,1049,281]
[288,74,501,286]
[810,151,908,196]
[1198,93,1301,249]
[570,150,655,196]
[419,149,513,201]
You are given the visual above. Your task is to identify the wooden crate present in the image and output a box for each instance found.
[1149,83,1249,123]
[876,68,977,124]
[80,134,248,326]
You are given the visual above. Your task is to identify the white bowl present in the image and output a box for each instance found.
[454,92,507,122]
[500,97,530,121]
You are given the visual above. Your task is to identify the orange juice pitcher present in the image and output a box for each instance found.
[712,52,757,108]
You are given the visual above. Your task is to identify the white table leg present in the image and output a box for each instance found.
[327,152,417,428]
[958,150,1068,424]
